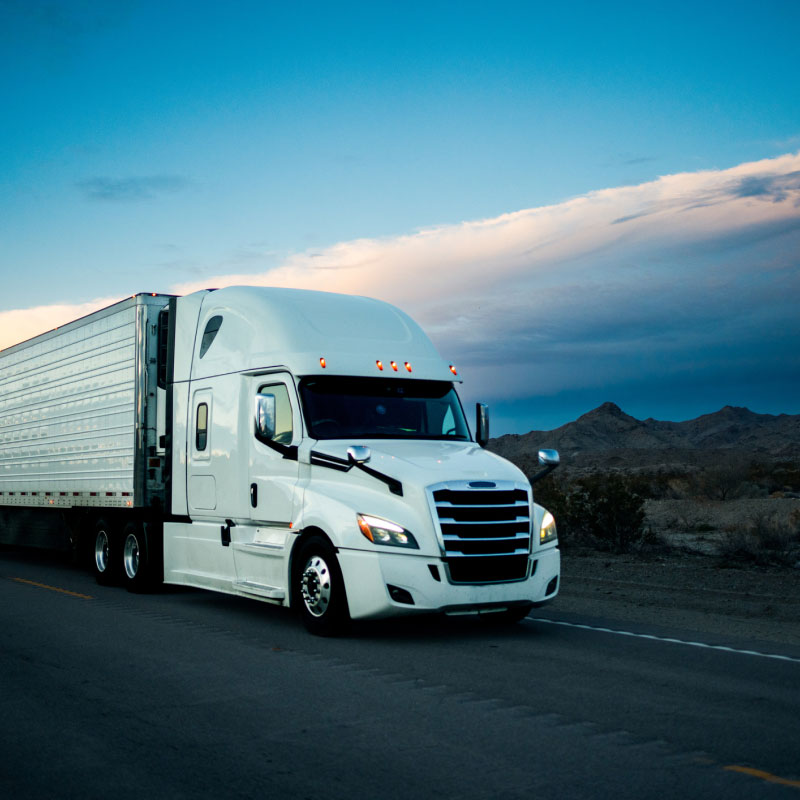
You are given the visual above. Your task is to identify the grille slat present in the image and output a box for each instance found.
[433,488,527,506]
[431,482,532,584]
[438,504,528,522]
[441,521,528,538]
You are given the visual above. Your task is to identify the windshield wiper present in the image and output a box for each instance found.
[309,448,403,496]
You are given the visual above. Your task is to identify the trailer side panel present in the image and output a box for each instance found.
[0,296,167,513]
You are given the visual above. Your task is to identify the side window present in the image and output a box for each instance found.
[196,403,208,451]
[199,315,223,358]
[258,384,293,445]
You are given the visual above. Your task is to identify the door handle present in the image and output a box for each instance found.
[221,519,234,547]
[250,483,258,508]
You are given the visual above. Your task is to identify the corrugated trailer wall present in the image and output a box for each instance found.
[0,295,165,512]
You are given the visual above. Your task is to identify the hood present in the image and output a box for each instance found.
[311,438,528,490]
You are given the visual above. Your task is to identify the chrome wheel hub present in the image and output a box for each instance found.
[123,533,140,579]
[95,531,109,573]
[301,555,331,617]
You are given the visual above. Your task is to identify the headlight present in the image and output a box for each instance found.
[539,511,557,545]
[357,514,419,549]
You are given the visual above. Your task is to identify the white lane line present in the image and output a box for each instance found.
[526,617,800,664]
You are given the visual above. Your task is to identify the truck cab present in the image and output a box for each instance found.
[162,286,560,633]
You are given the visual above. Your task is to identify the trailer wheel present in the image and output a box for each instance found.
[293,537,350,636]
[121,522,152,592]
[93,519,118,585]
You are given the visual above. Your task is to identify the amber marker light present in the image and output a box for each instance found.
[404,362,412,372]
[390,361,398,371]
[376,360,384,370]
[319,357,327,368]
[449,365,458,375]
[357,516,375,541]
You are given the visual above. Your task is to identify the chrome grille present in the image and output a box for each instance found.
[429,481,532,584]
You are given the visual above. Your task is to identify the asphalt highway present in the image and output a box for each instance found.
[1,548,798,799]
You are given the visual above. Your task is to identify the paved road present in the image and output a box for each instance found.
[1,548,798,799]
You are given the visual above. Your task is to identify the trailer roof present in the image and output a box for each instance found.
[0,293,176,356]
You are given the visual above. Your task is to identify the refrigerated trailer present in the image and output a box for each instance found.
[0,287,560,634]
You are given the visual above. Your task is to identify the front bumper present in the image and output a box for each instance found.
[338,546,560,620]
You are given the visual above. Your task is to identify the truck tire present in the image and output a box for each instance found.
[121,522,152,592]
[293,536,350,636]
[92,518,118,585]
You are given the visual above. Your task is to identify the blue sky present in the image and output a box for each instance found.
[1,1,799,434]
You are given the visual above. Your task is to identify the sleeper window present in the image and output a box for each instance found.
[199,316,223,358]
[196,403,208,451]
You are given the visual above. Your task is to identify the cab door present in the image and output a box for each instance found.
[232,375,302,592]
[249,375,302,525]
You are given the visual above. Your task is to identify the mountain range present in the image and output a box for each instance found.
[489,403,800,472]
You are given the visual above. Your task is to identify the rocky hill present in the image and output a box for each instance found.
[489,403,800,473]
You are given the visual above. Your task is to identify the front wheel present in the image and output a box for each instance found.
[293,537,350,636]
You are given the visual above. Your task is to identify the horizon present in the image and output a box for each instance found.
[493,399,798,438]
[1,1,798,435]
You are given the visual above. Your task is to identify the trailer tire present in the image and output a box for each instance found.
[293,536,350,636]
[92,519,119,585]
[121,522,153,592]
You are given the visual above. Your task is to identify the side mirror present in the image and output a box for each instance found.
[476,403,489,448]
[531,448,560,484]
[538,449,560,468]
[255,394,276,441]
[347,445,372,465]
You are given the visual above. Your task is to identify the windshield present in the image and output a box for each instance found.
[299,377,471,441]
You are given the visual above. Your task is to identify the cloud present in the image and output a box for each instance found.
[171,151,800,402]
[730,170,800,202]
[622,156,658,165]
[3,152,799,423]
[76,175,191,202]
[0,297,120,351]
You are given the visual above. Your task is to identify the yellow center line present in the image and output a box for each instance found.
[725,765,800,789]
[11,577,94,600]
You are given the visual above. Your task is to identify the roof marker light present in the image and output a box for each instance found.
[390,361,398,371]
[376,360,384,370]
[449,365,458,376]
[320,357,326,368]
[404,362,412,372]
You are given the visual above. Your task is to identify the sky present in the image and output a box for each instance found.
[1,0,799,435]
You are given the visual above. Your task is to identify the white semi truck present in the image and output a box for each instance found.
[0,287,560,634]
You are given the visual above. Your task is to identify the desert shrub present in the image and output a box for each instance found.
[531,475,569,525]
[638,470,693,500]
[532,472,646,553]
[695,461,750,501]
[748,461,800,495]
[572,473,647,552]
[716,513,800,566]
